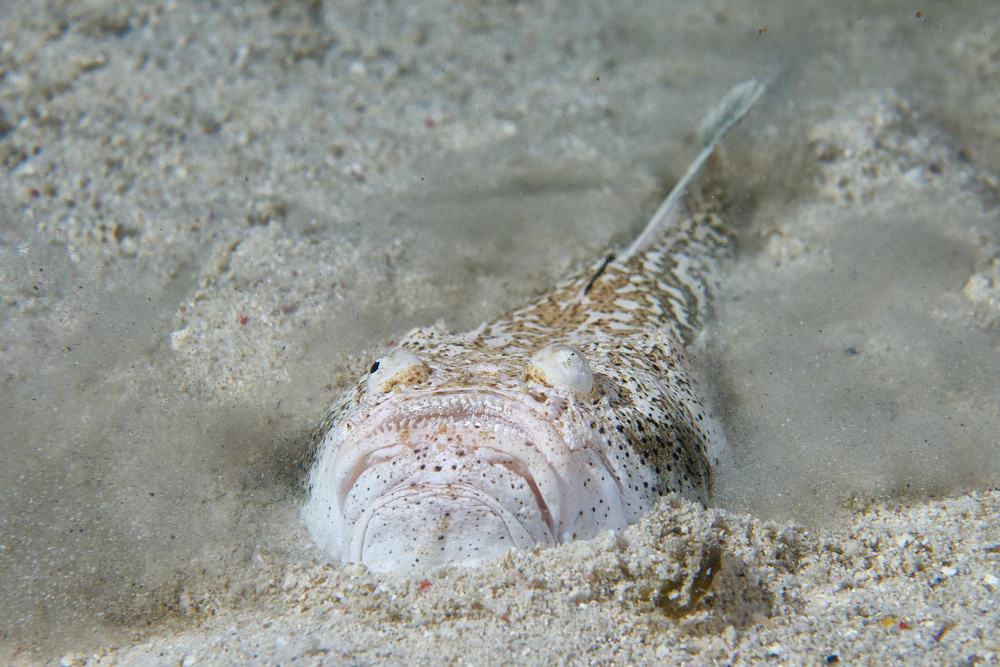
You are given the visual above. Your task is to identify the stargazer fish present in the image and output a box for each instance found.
[303,80,765,573]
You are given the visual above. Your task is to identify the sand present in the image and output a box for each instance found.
[1,1,997,664]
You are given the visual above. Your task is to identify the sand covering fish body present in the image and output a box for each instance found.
[302,81,764,572]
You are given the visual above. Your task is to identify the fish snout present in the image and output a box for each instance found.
[304,389,628,571]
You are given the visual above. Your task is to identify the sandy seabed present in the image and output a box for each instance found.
[1,1,997,664]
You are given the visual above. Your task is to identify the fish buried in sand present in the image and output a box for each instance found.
[303,80,765,573]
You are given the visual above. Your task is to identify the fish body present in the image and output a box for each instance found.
[302,80,764,573]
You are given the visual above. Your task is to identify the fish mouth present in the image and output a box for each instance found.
[349,482,538,571]
[330,389,580,558]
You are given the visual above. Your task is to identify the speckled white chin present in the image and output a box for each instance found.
[302,389,630,572]
[352,482,538,572]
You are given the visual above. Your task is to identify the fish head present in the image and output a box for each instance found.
[302,341,651,573]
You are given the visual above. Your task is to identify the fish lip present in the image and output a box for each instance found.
[348,481,544,566]
[331,387,574,544]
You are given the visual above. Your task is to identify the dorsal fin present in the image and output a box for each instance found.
[619,78,766,262]
[493,79,768,347]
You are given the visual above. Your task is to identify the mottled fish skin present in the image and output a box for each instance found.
[302,81,762,573]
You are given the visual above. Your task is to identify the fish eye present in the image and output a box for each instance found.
[525,344,594,394]
[367,348,429,393]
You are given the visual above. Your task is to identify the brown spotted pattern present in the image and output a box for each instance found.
[310,188,729,517]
